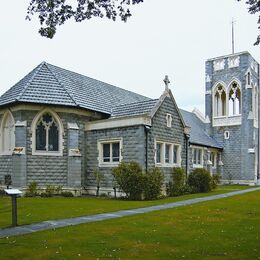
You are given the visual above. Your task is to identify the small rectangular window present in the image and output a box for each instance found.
[103,143,110,162]
[193,148,197,164]
[156,141,181,166]
[173,145,178,164]
[198,149,201,164]
[156,143,163,163]
[210,152,217,168]
[193,147,203,167]
[99,140,122,165]
[112,142,120,162]
[165,144,170,163]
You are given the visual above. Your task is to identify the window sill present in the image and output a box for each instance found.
[32,151,63,156]
[193,164,203,168]
[156,163,181,167]
[99,162,120,168]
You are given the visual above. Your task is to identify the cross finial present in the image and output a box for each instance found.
[163,75,170,90]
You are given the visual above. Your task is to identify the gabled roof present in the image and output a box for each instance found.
[180,109,222,149]
[111,99,158,118]
[0,62,150,114]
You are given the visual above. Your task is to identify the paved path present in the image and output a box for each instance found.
[1,187,260,238]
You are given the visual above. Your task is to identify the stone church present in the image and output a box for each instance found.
[0,51,259,194]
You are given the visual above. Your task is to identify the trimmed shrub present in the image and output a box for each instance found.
[167,167,188,196]
[144,167,164,200]
[112,161,145,200]
[187,168,212,193]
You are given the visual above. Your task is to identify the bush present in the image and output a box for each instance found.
[40,192,50,198]
[45,185,56,197]
[112,161,145,200]
[61,191,74,197]
[187,168,212,193]
[55,185,63,195]
[143,168,164,200]
[211,173,221,189]
[166,167,188,196]
[24,181,38,197]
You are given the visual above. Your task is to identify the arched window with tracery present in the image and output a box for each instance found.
[228,82,241,116]
[32,110,63,155]
[1,112,15,154]
[36,113,59,151]
[214,85,226,116]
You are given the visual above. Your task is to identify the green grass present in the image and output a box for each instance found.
[0,185,251,229]
[0,188,259,259]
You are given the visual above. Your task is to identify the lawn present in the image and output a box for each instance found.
[0,189,259,259]
[0,185,250,228]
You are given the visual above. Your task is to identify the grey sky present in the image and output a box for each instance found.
[1,0,259,113]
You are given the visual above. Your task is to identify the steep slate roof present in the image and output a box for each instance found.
[0,62,150,114]
[180,109,222,149]
[111,99,158,118]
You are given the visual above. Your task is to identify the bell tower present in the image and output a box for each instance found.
[205,52,260,185]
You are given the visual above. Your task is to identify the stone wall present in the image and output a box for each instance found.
[85,125,146,190]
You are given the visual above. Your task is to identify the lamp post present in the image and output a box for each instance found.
[4,189,22,227]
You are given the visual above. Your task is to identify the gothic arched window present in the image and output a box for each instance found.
[1,112,15,154]
[32,110,63,155]
[228,82,241,116]
[214,85,226,116]
[36,113,59,151]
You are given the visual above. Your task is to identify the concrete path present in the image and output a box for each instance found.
[1,187,260,238]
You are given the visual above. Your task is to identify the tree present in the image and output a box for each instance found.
[26,0,144,39]
[238,0,260,45]
[27,1,259,44]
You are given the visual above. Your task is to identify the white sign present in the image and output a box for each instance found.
[4,189,22,195]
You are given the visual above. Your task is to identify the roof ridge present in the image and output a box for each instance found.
[44,63,79,107]
[16,62,45,101]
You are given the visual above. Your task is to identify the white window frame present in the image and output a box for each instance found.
[224,131,230,140]
[166,113,172,128]
[0,111,15,155]
[98,138,123,167]
[31,109,64,156]
[228,82,241,116]
[209,151,217,168]
[192,146,204,168]
[155,140,181,167]
[213,83,227,117]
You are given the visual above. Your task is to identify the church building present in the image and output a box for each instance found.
[0,51,259,194]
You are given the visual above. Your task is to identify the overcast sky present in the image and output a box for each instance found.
[1,0,259,113]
